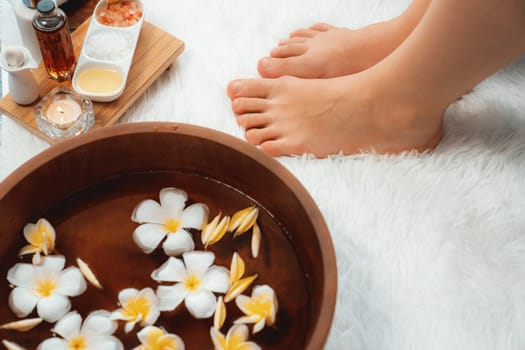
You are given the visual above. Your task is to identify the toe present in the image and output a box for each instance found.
[236,113,269,129]
[258,56,316,78]
[309,22,334,31]
[270,43,307,58]
[232,98,268,114]
[289,28,317,38]
[227,79,273,99]
[245,127,277,146]
[259,139,287,156]
[278,37,307,46]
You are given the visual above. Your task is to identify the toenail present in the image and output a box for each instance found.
[260,57,272,69]
[231,81,242,95]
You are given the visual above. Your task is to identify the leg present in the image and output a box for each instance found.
[228,0,525,157]
[258,0,431,78]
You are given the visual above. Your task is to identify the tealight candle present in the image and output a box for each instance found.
[34,86,95,141]
[46,99,82,129]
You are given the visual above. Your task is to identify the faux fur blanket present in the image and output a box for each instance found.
[2,0,525,349]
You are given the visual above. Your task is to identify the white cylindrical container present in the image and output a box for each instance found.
[0,46,40,105]
[11,0,42,63]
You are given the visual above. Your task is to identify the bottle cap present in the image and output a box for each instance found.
[36,0,56,14]
[22,0,37,9]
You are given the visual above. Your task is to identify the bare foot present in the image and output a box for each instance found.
[258,21,413,79]
[227,73,444,157]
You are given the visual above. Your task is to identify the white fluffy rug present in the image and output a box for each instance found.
[2,0,525,349]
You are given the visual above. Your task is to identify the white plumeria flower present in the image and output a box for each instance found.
[210,325,261,350]
[133,326,185,350]
[110,288,160,333]
[37,310,123,350]
[18,218,56,264]
[7,255,87,323]
[151,251,230,319]
[234,285,278,334]
[132,187,208,256]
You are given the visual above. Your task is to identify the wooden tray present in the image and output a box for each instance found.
[0,19,185,144]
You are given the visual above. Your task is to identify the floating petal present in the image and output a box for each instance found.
[183,251,215,277]
[162,230,195,256]
[82,310,117,338]
[131,199,165,224]
[136,326,185,350]
[133,223,167,254]
[201,214,230,247]
[185,289,216,319]
[156,284,188,312]
[51,311,82,339]
[37,338,68,350]
[39,255,66,273]
[181,203,208,230]
[36,294,71,323]
[76,258,103,289]
[206,215,230,247]
[8,287,39,318]
[151,257,188,283]
[251,223,261,259]
[0,318,42,332]
[230,252,245,284]
[201,214,220,245]
[7,264,37,289]
[2,340,27,350]
[214,296,226,330]
[201,266,230,294]
[224,274,258,303]
[56,267,87,297]
[230,207,258,237]
[210,327,227,350]
[159,187,187,218]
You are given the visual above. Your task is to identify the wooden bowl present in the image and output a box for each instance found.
[0,122,336,349]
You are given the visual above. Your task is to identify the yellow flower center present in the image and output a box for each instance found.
[123,296,150,321]
[244,297,272,321]
[68,337,87,350]
[144,327,180,350]
[164,219,180,233]
[226,333,245,349]
[36,279,57,297]
[29,222,54,249]
[184,275,201,292]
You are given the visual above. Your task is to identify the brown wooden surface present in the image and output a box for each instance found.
[0,18,185,144]
[0,123,337,350]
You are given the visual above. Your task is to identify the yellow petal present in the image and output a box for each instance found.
[232,207,258,237]
[230,252,245,284]
[210,327,227,350]
[225,274,258,303]
[206,215,231,247]
[201,213,220,245]
[0,318,43,332]
[1,340,26,350]
[229,207,252,232]
[213,296,226,330]
[76,258,103,289]
[251,223,261,259]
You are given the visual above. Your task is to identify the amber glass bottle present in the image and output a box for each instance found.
[32,0,76,81]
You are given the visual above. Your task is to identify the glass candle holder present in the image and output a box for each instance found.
[34,86,95,141]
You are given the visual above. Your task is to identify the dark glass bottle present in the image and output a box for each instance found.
[32,0,76,81]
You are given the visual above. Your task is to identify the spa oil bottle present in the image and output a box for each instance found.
[32,0,76,81]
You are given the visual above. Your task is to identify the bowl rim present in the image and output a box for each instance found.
[0,122,337,349]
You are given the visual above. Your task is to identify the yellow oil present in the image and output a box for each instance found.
[76,67,123,94]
